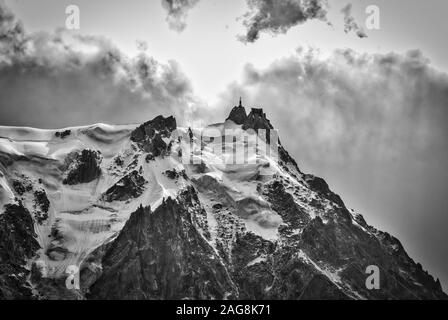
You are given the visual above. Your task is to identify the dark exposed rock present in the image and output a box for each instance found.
[278,144,301,172]
[63,150,102,185]
[80,240,115,294]
[0,203,39,265]
[242,108,274,131]
[299,274,349,300]
[12,179,32,196]
[304,174,345,208]
[298,214,447,299]
[114,156,124,167]
[131,115,176,158]
[0,203,40,299]
[192,162,207,174]
[12,181,26,195]
[231,232,276,299]
[126,156,139,170]
[164,169,187,180]
[50,222,64,242]
[33,189,50,224]
[227,106,247,125]
[30,261,44,284]
[31,277,81,300]
[227,98,248,125]
[88,188,235,299]
[145,134,167,157]
[353,212,369,229]
[131,115,177,143]
[55,130,71,139]
[262,180,310,230]
[226,102,273,131]
[165,169,178,180]
[230,229,350,299]
[145,154,154,162]
[102,170,147,202]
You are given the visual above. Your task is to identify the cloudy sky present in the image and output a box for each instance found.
[1,0,448,290]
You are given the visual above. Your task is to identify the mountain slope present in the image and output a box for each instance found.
[0,104,446,300]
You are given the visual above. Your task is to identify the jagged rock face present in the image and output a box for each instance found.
[88,188,236,299]
[0,203,40,299]
[63,149,102,185]
[227,106,247,125]
[303,174,345,208]
[101,170,147,202]
[227,106,274,132]
[33,190,49,224]
[86,177,447,300]
[242,108,274,131]
[164,169,187,180]
[131,115,177,159]
[232,230,350,300]
[131,115,177,142]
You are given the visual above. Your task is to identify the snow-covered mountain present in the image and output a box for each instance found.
[0,104,446,299]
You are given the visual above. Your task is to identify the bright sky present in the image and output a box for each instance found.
[6,0,448,104]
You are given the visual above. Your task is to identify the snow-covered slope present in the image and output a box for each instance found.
[0,106,446,300]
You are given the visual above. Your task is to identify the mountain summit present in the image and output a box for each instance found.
[0,105,446,299]
[227,99,273,131]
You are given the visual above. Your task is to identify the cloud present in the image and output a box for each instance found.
[161,0,201,32]
[158,0,367,40]
[0,1,26,60]
[341,3,367,38]
[0,2,202,128]
[218,48,448,165]
[238,0,329,43]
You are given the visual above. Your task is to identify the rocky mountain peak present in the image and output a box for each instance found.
[243,108,274,131]
[226,98,247,125]
[131,115,177,143]
[130,115,177,158]
[226,99,274,131]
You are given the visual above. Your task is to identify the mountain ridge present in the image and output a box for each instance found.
[0,104,446,299]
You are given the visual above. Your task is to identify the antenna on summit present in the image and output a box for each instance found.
[238,97,242,107]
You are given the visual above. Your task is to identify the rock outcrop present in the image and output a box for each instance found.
[0,203,40,299]
[63,149,102,185]
[101,170,147,202]
[54,130,71,139]
[131,115,177,159]
[226,100,273,131]
[226,98,248,125]
[242,108,274,131]
[33,189,50,224]
[88,188,236,299]
[227,107,247,125]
